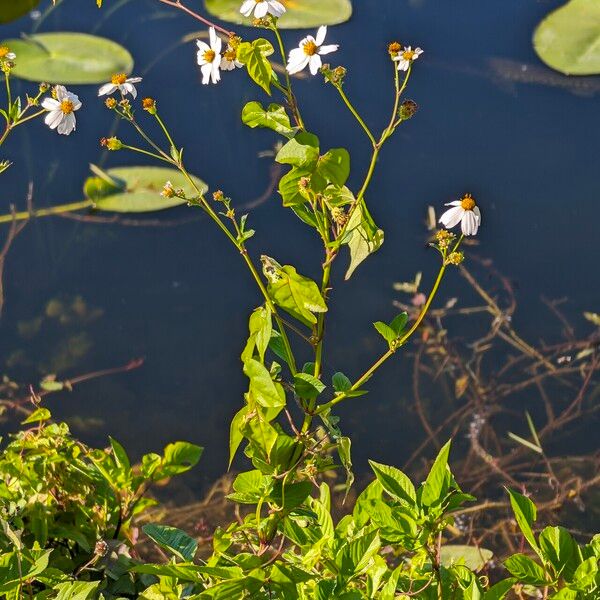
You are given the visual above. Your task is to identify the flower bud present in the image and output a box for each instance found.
[142,97,156,114]
[100,136,123,151]
[212,190,225,202]
[105,97,117,109]
[39,82,50,94]
[94,540,109,557]
[398,100,418,121]
[388,41,402,56]
[161,181,175,198]
[331,206,348,227]
[446,251,464,266]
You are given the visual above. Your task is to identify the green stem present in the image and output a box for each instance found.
[0,200,95,224]
[4,72,11,114]
[121,144,172,164]
[11,109,46,128]
[153,112,177,152]
[334,84,376,147]
[315,259,450,415]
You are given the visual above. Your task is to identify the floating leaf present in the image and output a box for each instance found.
[205,0,352,29]
[533,0,600,75]
[440,545,493,571]
[85,166,207,213]
[2,33,133,84]
[0,0,40,24]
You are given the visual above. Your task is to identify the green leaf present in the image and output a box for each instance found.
[3,33,133,84]
[109,437,131,475]
[390,312,409,335]
[142,524,198,562]
[440,545,493,571]
[229,470,266,504]
[241,306,272,363]
[482,579,516,600]
[0,0,40,24]
[533,0,600,75]
[229,405,249,467]
[53,581,100,600]
[506,488,542,559]
[160,441,203,476]
[237,38,274,94]
[504,553,548,585]
[205,0,352,29]
[270,480,313,510]
[266,264,327,327]
[332,372,352,392]
[368,460,416,505]
[294,372,326,400]
[276,132,320,167]
[244,358,286,408]
[316,148,350,186]
[373,321,397,347]
[539,526,577,578]
[344,202,384,280]
[87,166,206,212]
[21,407,51,424]
[278,166,313,207]
[571,556,598,591]
[336,530,381,581]
[241,101,295,138]
[421,440,452,507]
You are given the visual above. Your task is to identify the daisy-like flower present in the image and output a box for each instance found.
[393,46,423,71]
[239,0,286,19]
[41,85,82,136]
[439,194,481,236]
[197,27,222,85]
[0,46,16,61]
[286,26,339,76]
[221,45,243,71]
[98,74,142,99]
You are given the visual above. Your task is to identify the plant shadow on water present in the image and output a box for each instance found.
[0,0,599,538]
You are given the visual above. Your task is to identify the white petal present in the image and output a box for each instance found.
[201,62,212,84]
[122,83,137,98]
[255,1,268,17]
[473,206,482,224]
[44,110,62,129]
[439,206,464,229]
[397,60,409,71]
[240,0,254,16]
[57,113,76,135]
[318,44,338,56]
[221,59,235,71]
[211,62,221,84]
[268,1,286,16]
[54,85,68,101]
[414,48,424,57]
[444,200,462,207]
[287,55,310,74]
[209,27,218,49]
[98,83,116,96]
[41,98,60,110]
[288,47,305,62]
[309,54,322,75]
[126,77,142,83]
[196,40,210,53]
[315,26,327,46]
[461,211,477,235]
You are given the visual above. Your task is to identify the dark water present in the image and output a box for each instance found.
[1,0,599,492]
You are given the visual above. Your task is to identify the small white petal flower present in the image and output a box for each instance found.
[239,0,286,18]
[41,85,81,136]
[220,45,243,71]
[438,194,481,236]
[196,27,222,85]
[98,74,142,98]
[0,46,16,61]
[286,26,339,76]
[393,46,423,71]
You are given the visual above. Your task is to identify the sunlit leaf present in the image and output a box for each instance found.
[2,32,133,84]
[142,524,198,562]
[343,202,384,280]
[241,101,295,138]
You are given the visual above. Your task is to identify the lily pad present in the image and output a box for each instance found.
[533,0,600,75]
[84,166,207,213]
[205,0,352,29]
[440,545,493,571]
[1,32,134,84]
[0,0,39,24]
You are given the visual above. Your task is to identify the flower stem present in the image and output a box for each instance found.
[156,0,234,36]
[333,84,376,147]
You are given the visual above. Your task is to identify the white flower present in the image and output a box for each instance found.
[393,46,423,71]
[98,74,142,98]
[41,85,81,136]
[438,194,481,236]
[286,26,339,76]
[220,45,243,71]
[239,0,286,19]
[0,46,16,61]
[197,27,222,85]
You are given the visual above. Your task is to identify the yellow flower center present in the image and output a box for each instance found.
[402,49,415,61]
[60,100,74,114]
[203,49,216,63]
[111,73,128,85]
[303,40,318,56]
[0,46,10,58]
[224,48,237,62]
[460,194,476,210]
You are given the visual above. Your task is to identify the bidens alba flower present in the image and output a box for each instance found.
[287,26,338,76]
[394,46,423,71]
[0,46,16,61]
[98,74,142,98]
[239,0,286,19]
[197,27,222,85]
[221,46,243,71]
[41,85,81,136]
[439,194,481,236]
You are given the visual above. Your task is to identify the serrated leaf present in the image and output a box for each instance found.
[504,553,547,585]
[142,524,198,562]
[507,488,542,559]
[369,460,416,505]
[421,440,452,507]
